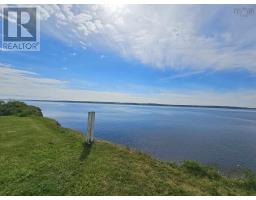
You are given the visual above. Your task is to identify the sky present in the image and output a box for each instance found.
[0,4,256,107]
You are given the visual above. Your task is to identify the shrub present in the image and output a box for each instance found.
[244,170,256,191]
[0,101,43,117]
[182,160,220,180]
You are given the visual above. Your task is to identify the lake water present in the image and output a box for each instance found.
[26,101,256,172]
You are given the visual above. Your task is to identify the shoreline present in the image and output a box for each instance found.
[2,98,256,110]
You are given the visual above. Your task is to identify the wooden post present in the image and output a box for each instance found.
[86,112,95,144]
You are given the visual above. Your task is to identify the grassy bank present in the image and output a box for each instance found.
[0,102,256,195]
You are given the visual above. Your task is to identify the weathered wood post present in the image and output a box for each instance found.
[86,111,95,144]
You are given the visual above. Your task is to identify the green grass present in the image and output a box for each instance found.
[0,115,256,195]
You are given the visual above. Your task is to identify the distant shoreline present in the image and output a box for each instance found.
[2,99,256,110]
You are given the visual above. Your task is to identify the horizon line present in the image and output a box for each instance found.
[1,98,256,110]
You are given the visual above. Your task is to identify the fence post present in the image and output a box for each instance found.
[86,111,95,144]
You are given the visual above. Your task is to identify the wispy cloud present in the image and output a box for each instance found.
[18,4,256,71]
[0,64,66,88]
[160,70,205,81]
[1,5,256,71]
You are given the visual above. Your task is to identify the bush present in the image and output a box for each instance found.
[182,160,220,180]
[0,101,43,117]
[244,170,256,191]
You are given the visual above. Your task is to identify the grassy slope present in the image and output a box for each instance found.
[0,116,255,195]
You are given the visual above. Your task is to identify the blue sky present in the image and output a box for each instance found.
[0,4,256,107]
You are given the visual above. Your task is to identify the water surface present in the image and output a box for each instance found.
[26,101,256,172]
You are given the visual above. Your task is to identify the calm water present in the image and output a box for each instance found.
[26,101,256,172]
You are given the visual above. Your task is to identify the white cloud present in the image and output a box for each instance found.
[160,70,205,81]
[0,65,66,89]
[0,64,256,108]
[35,4,256,71]
[2,5,255,71]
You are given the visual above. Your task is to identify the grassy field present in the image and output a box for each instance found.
[1,115,256,195]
